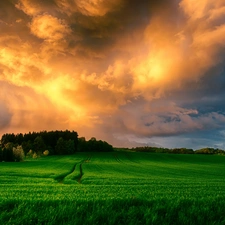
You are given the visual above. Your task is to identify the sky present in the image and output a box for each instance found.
[0,0,225,149]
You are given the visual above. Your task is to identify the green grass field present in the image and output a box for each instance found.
[1,152,225,224]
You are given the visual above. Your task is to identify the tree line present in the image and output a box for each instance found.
[129,146,225,155]
[0,130,113,162]
[1,130,224,162]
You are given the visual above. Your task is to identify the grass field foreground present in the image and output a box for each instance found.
[1,152,225,224]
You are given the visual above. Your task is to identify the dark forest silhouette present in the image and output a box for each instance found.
[0,130,113,162]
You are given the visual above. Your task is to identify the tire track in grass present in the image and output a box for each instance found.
[113,153,122,163]
[78,155,92,183]
[124,152,139,164]
[77,163,83,183]
[58,155,91,184]
[54,163,77,183]
[54,155,89,183]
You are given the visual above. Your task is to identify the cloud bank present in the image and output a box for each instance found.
[0,0,225,148]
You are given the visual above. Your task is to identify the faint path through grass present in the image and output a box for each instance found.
[54,163,77,183]
[55,155,92,184]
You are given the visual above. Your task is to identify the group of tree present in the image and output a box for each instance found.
[130,146,225,155]
[130,146,194,154]
[0,143,24,162]
[194,148,225,155]
[78,137,113,152]
[0,130,113,162]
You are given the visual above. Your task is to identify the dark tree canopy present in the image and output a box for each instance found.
[0,130,114,161]
[78,137,113,152]
[0,130,79,159]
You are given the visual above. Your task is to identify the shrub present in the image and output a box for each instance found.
[43,150,49,156]
[33,152,38,159]
[26,149,33,158]
[13,145,25,162]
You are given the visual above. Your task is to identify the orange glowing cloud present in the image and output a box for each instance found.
[55,0,123,16]
[30,14,72,42]
[0,0,225,148]
[16,0,43,16]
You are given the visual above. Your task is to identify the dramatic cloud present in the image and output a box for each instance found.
[0,0,225,148]
[55,0,123,16]
[29,14,72,42]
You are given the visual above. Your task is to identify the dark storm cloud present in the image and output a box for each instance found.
[170,64,225,115]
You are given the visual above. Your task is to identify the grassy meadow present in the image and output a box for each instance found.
[1,152,225,224]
